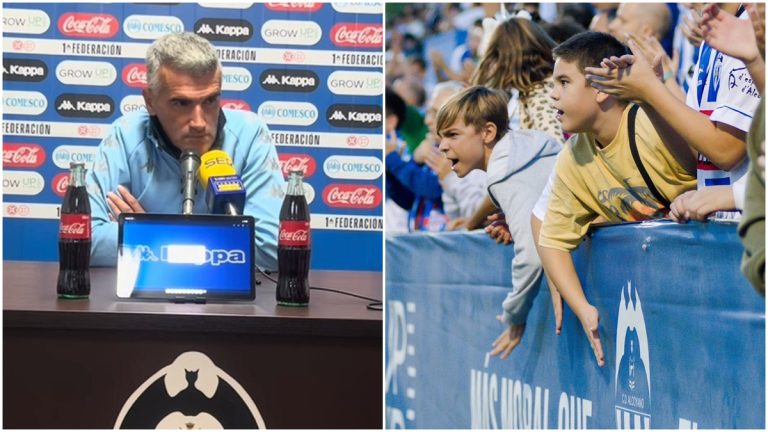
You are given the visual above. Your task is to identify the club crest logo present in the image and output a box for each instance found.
[114,351,266,429]
[615,281,651,429]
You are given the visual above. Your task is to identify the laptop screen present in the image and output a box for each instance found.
[116,213,255,300]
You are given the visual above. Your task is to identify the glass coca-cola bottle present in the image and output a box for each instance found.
[276,170,311,306]
[57,162,91,299]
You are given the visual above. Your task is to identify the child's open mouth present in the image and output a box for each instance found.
[448,158,459,170]
[556,110,564,121]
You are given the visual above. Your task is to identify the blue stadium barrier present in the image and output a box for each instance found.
[385,221,765,429]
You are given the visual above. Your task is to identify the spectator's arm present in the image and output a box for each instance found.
[385,151,443,200]
[465,194,497,230]
[586,47,747,170]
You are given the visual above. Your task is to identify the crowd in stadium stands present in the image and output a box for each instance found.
[385,3,764,365]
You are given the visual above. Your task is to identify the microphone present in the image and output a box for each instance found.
[180,151,200,215]
[198,150,245,216]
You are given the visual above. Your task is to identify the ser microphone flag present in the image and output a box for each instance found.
[199,150,245,216]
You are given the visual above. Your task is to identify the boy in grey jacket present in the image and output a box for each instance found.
[436,85,561,358]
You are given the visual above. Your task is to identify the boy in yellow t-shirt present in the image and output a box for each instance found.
[539,32,696,367]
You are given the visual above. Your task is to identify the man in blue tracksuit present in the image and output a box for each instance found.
[87,32,284,269]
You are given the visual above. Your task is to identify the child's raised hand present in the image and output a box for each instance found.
[576,304,605,367]
[585,39,663,103]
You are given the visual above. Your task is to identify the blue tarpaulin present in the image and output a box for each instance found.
[386,221,765,429]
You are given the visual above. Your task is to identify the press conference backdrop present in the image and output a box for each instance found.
[2,2,383,271]
[386,222,765,429]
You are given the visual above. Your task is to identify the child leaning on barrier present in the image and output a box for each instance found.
[436,85,562,359]
[538,32,697,367]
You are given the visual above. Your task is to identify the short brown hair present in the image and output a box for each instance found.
[435,86,509,144]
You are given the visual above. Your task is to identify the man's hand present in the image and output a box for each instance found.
[490,317,526,360]
[701,3,760,65]
[484,212,512,245]
[576,304,605,367]
[107,185,145,220]
[681,7,705,46]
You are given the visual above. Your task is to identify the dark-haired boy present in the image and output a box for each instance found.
[539,32,696,366]
[437,85,561,357]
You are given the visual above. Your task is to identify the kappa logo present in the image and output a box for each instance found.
[55,94,114,118]
[259,69,318,93]
[326,104,382,129]
[195,18,252,42]
[3,58,48,82]
[115,352,265,429]
[615,281,651,429]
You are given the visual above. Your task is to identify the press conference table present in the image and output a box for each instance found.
[3,261,382,429]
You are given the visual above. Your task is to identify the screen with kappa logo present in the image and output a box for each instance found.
[117,213,255,300]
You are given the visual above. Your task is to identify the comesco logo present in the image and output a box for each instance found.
[258,101,318,126]
[3,171,45,196]
[3,144,46,169]
[3,58,48,82]
[57,60,116,86]
[52,172,69,197]
[52,145,98,169]
[260,69,318,93]
[330,23,382,48]
[222,66,252,91]
[220,99,251,111]
[58,12,119,38]
[265,3,323,12]
[123,15,183,40]
[122,64,147,88]
[326,104,382,129]
[3,9,51,34]
[323,184,381,209]
[327,71,383,96]
[3,90,47,116]
[120,95,147,115]
[261,20,322,46]
[323,155,382,180]
[55,94,114,118]
[278,154,316,178]
[195,18,252,42]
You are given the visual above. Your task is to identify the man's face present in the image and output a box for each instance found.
[608,4,644,42]
[143,65,222,155]
[437,119,488,178]
[550,58,599,134]
[424,89,457,136]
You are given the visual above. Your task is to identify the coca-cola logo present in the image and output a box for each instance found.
[322,184,382,209]
[265,3,323,12]
[58,13,119,38]
[53,172,69,197]
[220,99,251,111]
[122,64,147,88]
[279,229,308,242]
[278,153,316,178]
[61,222,86,235]
[330,23,382,48]
[3,143,46,168]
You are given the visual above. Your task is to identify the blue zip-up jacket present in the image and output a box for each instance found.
[86,109,285,270]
